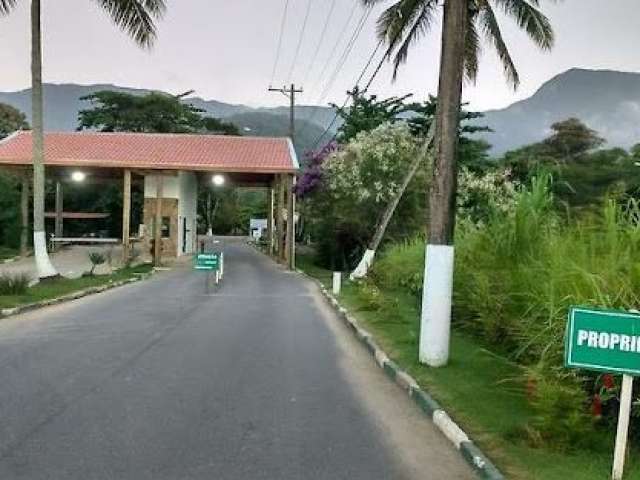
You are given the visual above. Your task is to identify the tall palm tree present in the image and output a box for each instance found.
[0,0,165,279]
[363,0,555,366]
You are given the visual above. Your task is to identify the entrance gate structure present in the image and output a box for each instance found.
[0,131,299,268]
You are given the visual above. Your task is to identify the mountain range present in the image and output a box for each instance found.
[1,68,640,156]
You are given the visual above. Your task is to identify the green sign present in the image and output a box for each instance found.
[565,307,640,376]
[195,253,219,271]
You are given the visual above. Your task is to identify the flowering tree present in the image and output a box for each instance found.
[305,123,422,269]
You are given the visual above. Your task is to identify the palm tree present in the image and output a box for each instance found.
[363,0,555,366]
[0,0,165,279]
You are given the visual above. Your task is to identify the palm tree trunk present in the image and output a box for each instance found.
[31,0,57,279]
[419,0,467,367]
[350,124,436,280]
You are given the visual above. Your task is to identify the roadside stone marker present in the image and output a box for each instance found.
[565,307,640,480]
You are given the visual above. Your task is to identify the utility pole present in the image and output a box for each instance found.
[268,84,303,146]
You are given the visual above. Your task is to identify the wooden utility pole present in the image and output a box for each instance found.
[285,174,295,270]
[267,183,274,256]
[268,84,303,146]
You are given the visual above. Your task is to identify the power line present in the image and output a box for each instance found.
[310,38,385,150]
[315,6,373,106]
[307,1,359,99]
[286,0,314,84]
[269,0,291,87]
[298,5,374,147]
[301,0,337,87]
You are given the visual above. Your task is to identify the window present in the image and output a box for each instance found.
[151,217,171,239]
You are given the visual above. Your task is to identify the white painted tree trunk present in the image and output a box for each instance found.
[33,231,57,278]
[419,244,455,366]
[350,249,375,281]
[31,0,58,279]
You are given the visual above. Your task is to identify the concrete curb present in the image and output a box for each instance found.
[0,271,155,320]
[298,269,505,480]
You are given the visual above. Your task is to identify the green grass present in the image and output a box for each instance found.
[0,264,153,310]
[0,247,18,261]
[297,253,640,480]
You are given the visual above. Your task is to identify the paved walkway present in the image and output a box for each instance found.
[0,245,124,280]
[0,239,473,479]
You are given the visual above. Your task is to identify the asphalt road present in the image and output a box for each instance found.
[0,240,473,480]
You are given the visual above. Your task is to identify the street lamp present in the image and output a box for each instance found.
[212,174,225,187]
[71,171,86,182]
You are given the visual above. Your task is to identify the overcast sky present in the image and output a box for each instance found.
[0,0,638,113]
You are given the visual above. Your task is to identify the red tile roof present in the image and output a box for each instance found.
[0,131,298,173]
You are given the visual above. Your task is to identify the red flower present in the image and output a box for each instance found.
[591,394,603,417]
[602,374,615,390]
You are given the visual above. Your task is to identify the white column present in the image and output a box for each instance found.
[419,244,455,366]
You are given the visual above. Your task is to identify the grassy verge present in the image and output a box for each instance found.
[0,264,153,310]
[0,247,18,261]
[297,254,640,480]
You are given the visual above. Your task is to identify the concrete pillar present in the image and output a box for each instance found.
[154,174,164,267]
[20,172,30,256]
[276,174,285,263]
[267,183,274,256]
[122,169,132,264]
[54,180,63,242]
[286,174,295,270]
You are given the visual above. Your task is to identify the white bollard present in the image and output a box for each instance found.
[332,272,342,296]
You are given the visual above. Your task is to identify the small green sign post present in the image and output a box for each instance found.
[195,253,219,271]
[566,307,640,480]
[194,253,223,292]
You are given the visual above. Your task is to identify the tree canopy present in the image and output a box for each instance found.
[0,103,28,139]
[78,90,240,135]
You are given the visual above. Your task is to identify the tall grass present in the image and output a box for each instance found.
[371,174,640,446]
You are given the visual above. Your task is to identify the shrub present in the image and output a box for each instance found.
[88,251,107,275]
[0,273,29,295]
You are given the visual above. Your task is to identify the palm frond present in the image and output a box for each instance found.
[93,0,166,48]
[0,0,16,15]
[375,0,438,80]
[478,2,519,88]
[464,10,481,83]
[491,0,554,50]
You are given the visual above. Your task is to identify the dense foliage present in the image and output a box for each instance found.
[78,90,240,135]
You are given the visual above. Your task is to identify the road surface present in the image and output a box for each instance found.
[0,240,473,479]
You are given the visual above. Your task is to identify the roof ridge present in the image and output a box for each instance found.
[20,130,289,142]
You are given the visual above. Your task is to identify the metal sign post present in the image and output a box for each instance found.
[565,307,640,480]
[195,253,221,293]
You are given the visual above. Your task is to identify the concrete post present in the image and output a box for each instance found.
[54,180,63,241]
[122,169,132,264]
[154,174,164,267]
[267,184,274,257]
[276,174,285,263]
[286,174,295,270]
[20,172,30,256]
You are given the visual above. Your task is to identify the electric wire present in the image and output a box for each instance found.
[301,0,337,87]
[286,0,314,84]
[269,0,291,87]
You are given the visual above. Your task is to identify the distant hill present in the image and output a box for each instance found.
[479,68,640,154]
[4,69,640,158]
[0,83,336,157]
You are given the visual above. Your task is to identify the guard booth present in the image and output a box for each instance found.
[0,131,299,268]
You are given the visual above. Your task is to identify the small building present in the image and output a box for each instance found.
[249,218,268,241]
[0,131,299,267]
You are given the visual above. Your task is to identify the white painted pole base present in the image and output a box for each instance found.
[220,253,224,279]
[332,272,342,295]
[612,374,633,480]
[33,230,58,279]
[350,249,376,280]
[419,244,455,367]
